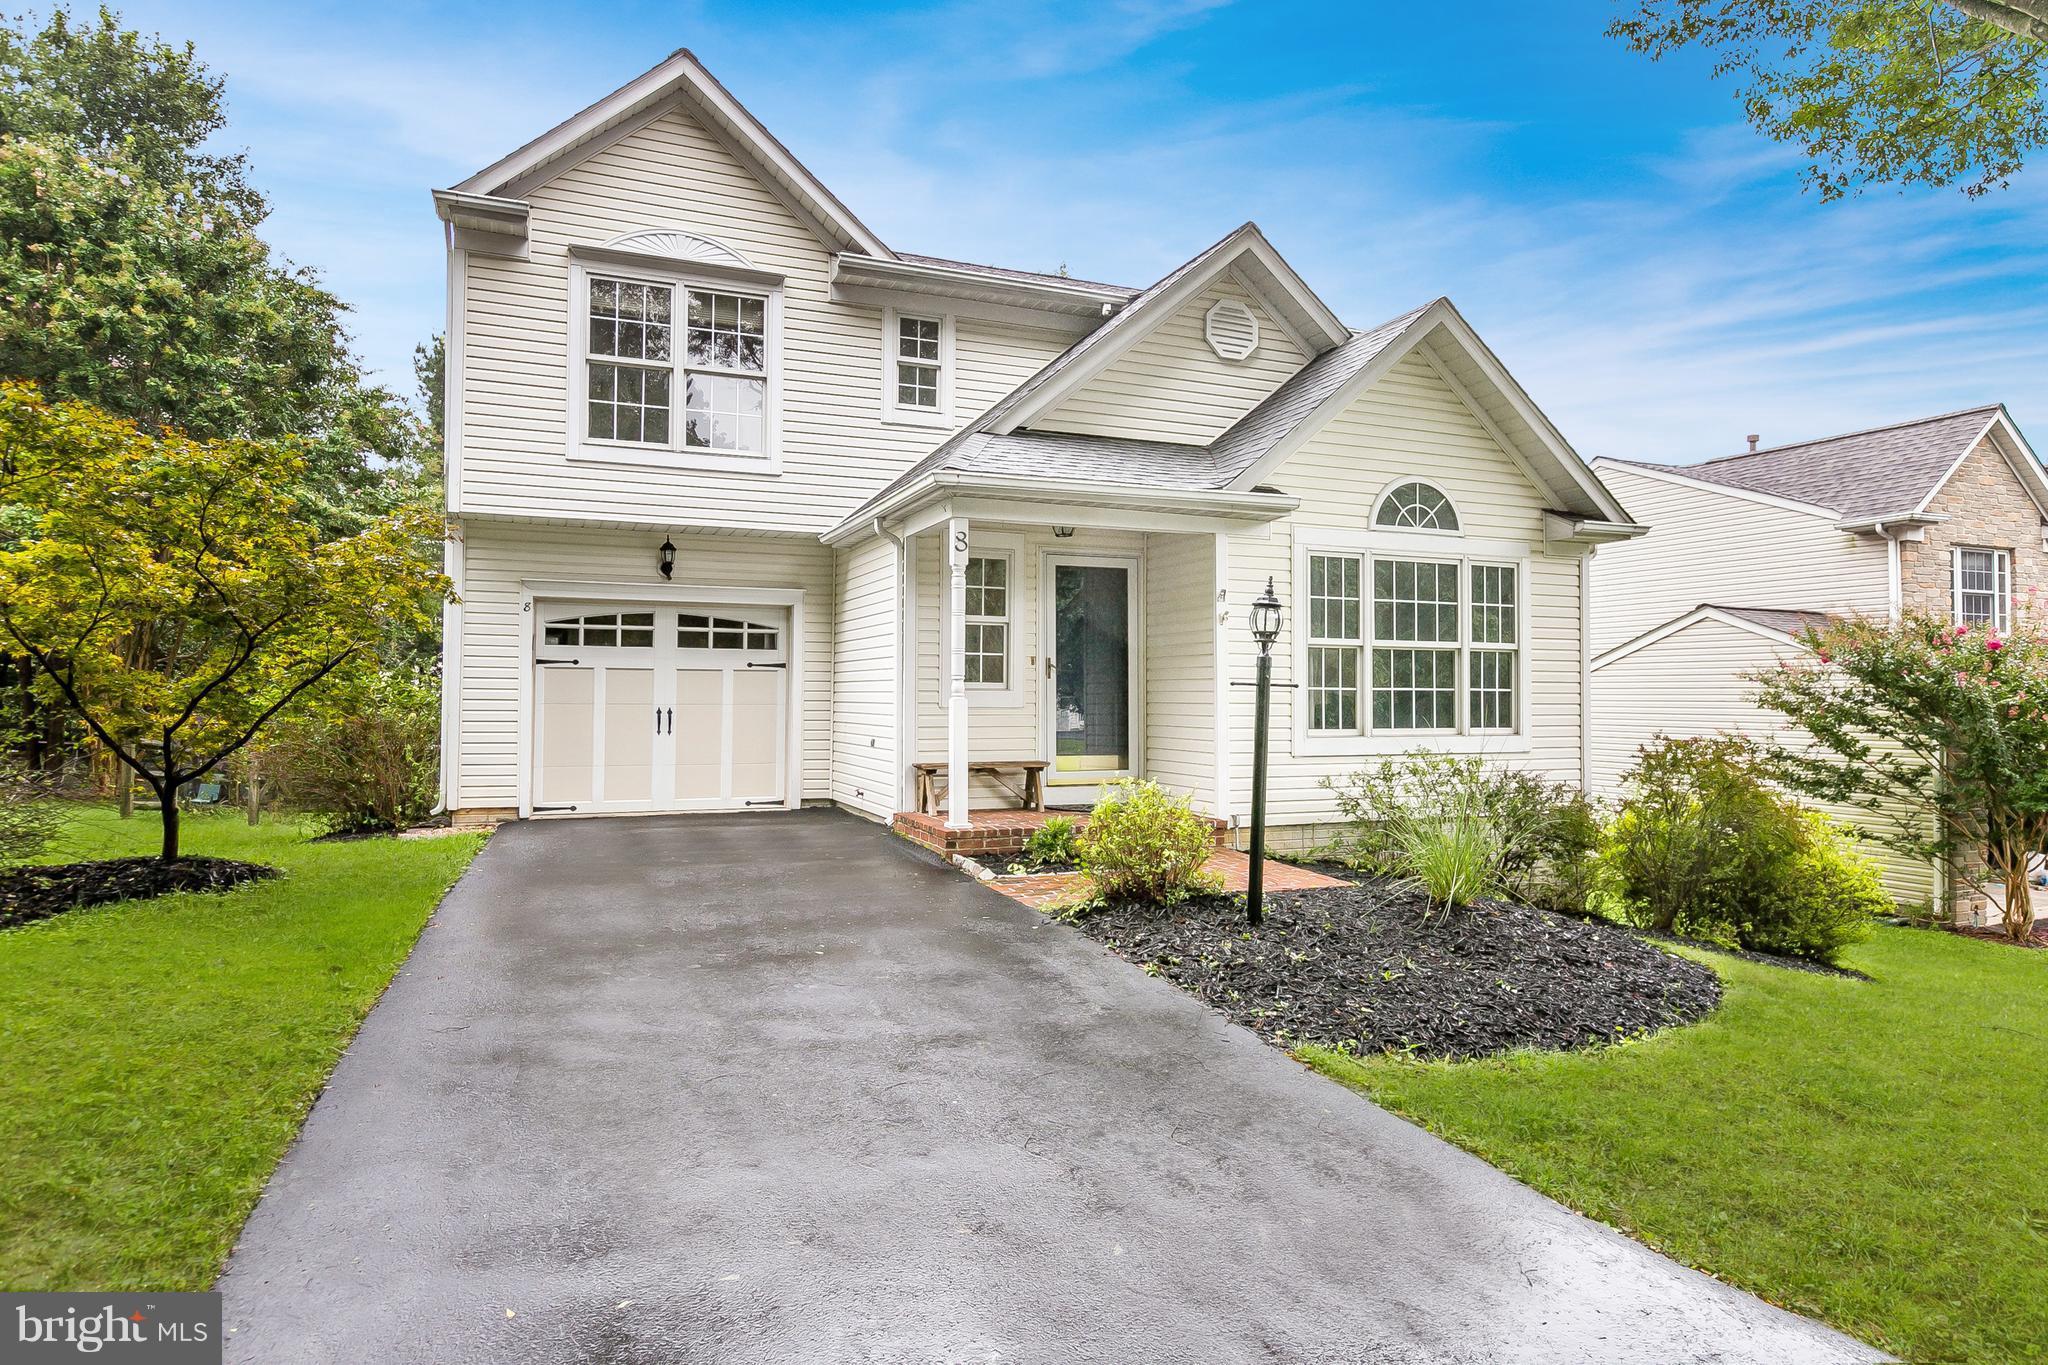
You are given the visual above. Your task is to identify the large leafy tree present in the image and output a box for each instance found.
[1610,1,2048,197]
[0,5,429,533]
[0,383,447,861]
[1752,611,2048,939]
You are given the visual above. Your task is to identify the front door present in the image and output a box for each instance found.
[532,604,788,815]
[1042,555,1137,800]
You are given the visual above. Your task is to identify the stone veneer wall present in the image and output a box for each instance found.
[1897,435,2047,621]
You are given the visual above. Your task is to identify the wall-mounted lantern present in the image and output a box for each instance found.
[658,535,677,580]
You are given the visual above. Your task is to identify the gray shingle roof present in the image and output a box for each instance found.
[1208,302,1438,485]
[1618,406,2003,520]
[831,295,1441,531]
[1706,604,1839,638]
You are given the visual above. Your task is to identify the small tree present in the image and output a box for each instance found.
[1752,611,2048,939]
[0,383,447,861]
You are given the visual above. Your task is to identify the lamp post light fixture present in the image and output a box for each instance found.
[657,534,677,580]
[1246,576,1282,926]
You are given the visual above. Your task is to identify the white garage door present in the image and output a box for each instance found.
[533,603,788,814]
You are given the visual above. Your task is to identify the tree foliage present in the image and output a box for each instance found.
[1610,1,2048,197]
[0,6,431,535]
[1752,610,2048,938]
[0,383,447,860]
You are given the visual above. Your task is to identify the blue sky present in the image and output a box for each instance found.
[107,0,2048,463]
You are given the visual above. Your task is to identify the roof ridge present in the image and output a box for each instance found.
[1691,404,2002,468]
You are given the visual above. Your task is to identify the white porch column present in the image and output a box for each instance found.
[946,516,971,830]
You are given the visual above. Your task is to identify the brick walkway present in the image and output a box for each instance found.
[979,849,1347,910]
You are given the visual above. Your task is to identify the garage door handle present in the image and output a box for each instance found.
[536,657,580,666]
[664,707,673,732]
[746,661,787,669]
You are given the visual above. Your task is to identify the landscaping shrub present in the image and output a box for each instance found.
[0,760,61,864]
[263,670,439,835]
[1020,814,1079,867]
[1326,755,1601,911]
[1600,734,1878,964]
[1076,779,1221,905]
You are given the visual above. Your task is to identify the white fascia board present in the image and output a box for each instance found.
[1909,410,2008,518]
[1542,511,1649,545]
[1593,458,1845,520]
[451,49,892,260]
[1591,604,1812,671]
[822,472,1296,544]
[1426,302,1633,525]
[1230,227,1350,353]
[832,253,1130,318]
[1931,408,2048,524]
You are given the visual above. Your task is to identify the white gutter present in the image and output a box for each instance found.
[820,473,1299,545]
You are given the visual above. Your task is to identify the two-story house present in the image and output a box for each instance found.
[432,49,1643,857]
[1587,406,2048,923]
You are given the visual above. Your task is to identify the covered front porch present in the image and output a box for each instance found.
[858,474,1294,847]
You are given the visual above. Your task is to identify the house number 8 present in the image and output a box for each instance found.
[953,529,968,554]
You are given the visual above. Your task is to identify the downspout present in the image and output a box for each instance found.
[874,518,909,815]
[1579,545,1595,791]
[1878,521,1902,623]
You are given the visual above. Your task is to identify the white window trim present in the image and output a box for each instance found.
[1951,545,2012,632]
[880,307,954,427]
[964,548,1015,695]
[564,258,785,475]
[942,533,1025,708]
[1370,477,1464,535]
[1291,528,1532,757]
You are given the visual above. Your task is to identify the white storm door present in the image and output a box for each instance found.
[1042,555,1138,799]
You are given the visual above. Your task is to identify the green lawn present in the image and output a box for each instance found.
[0,805,484,1291]
[1307,928,2048,1364]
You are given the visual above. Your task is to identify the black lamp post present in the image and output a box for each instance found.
[1247,576,1282,926]
[657,535,677,580]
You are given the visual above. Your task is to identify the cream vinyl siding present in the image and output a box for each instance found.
[1142,532,1217,805]
[1219,352,1585,838]
[1589,615,1938,909]
[831,535,899,818]
[1588,464,1890,653]
[911,524,1146,806]
[454,519,834,811]
[456,103,1070,535]
[1034,277,1308,446]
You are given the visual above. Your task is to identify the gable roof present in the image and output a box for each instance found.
[1607,406,2015,522]
[1592,602,1839,670]
[825,294,1641,542]
[450,49,893,259]
[893,253,1139,298]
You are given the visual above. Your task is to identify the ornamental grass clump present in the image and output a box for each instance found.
[1076,779,1221,905]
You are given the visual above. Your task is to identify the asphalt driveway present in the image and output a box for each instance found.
[219,810,1880,1364]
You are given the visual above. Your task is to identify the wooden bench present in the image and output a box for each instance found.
[911,759,1048,815]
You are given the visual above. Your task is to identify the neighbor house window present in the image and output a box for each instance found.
[964,555,1009,686]
[1953,548,2011,631]
[582,273,771,457]
[1303,549,1520,738]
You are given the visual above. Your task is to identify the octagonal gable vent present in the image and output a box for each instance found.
[1204,297,1260,361]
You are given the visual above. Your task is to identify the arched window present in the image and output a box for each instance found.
[1374,481,1458,531]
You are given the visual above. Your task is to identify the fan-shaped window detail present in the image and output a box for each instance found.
[602,229,755,270]
[679,613,779,651]
[1374,482,1459,531]
[544,611,655,648]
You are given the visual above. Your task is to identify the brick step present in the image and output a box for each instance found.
[892,808,1230,860]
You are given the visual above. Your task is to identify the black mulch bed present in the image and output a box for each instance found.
[0,856,280,929]
[1070,880,1723,1061]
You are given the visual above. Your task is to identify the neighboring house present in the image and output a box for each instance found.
[433,49,1642,856]
[1588,407,2048,924]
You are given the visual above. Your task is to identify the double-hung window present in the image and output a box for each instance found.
[1953,548,2011,631]
[1304,549,1520,738]
[882,311,949,423]
[964,555,1009,686]
[582,273,771,460]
